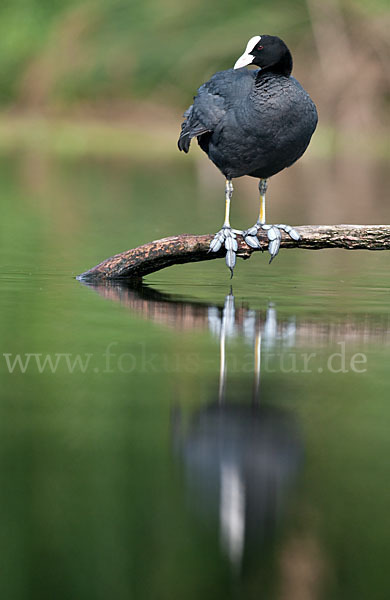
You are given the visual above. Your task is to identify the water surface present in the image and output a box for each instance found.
[0,153,389,599]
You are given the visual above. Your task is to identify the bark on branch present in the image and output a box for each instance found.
[77,225,390,282]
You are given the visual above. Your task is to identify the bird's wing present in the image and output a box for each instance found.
[177,104,213,153]
[178,68,256,153]
[178,85,225,153]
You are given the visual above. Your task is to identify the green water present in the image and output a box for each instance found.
[1,153,390,599]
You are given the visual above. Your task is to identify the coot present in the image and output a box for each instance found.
[178,35,318,274]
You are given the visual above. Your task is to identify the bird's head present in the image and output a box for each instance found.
[233,35,292,76]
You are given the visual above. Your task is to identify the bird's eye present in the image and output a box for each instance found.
[257,45,263,50]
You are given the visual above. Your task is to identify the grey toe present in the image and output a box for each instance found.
[268,238,281,262]
[244,235,262,249]
[210,227,238,274]
[225,249,236,270]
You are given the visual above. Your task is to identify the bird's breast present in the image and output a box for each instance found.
[204,74,317,179]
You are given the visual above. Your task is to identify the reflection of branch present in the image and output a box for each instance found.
[82,281,390,344]
[77,225,390,281]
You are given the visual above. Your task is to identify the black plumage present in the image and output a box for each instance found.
[178,35,318,272]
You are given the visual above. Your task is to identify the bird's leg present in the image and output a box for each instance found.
[243,178,300,263]
[209,179,238,277]
[243,179,268,252]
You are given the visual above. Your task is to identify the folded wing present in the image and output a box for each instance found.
[178,68,255,153]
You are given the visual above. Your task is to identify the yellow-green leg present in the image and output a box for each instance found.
[243,178,300,262]
[209,179,238,277]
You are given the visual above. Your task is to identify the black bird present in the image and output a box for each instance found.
[178,35,318,274]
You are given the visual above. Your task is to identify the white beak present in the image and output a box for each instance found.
[233,35,261,70]
[233,52,255,69]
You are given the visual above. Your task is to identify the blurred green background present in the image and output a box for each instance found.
[0,0,388,161]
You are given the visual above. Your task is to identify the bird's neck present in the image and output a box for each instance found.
[258,51,293,77]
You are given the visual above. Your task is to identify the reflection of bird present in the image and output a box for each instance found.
[172,403,302,572]
[178,35,318,274]
[172,290,302,573]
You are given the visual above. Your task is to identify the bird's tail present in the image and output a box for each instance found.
[178,105,209,153]
[178,132,191,153]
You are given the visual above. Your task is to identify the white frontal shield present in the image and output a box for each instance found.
[233,36,261,69]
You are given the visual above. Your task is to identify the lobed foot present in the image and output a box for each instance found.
[244,223,300,263]
[209,226,238,277]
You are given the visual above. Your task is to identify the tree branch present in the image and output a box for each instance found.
[77,225,390,281]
